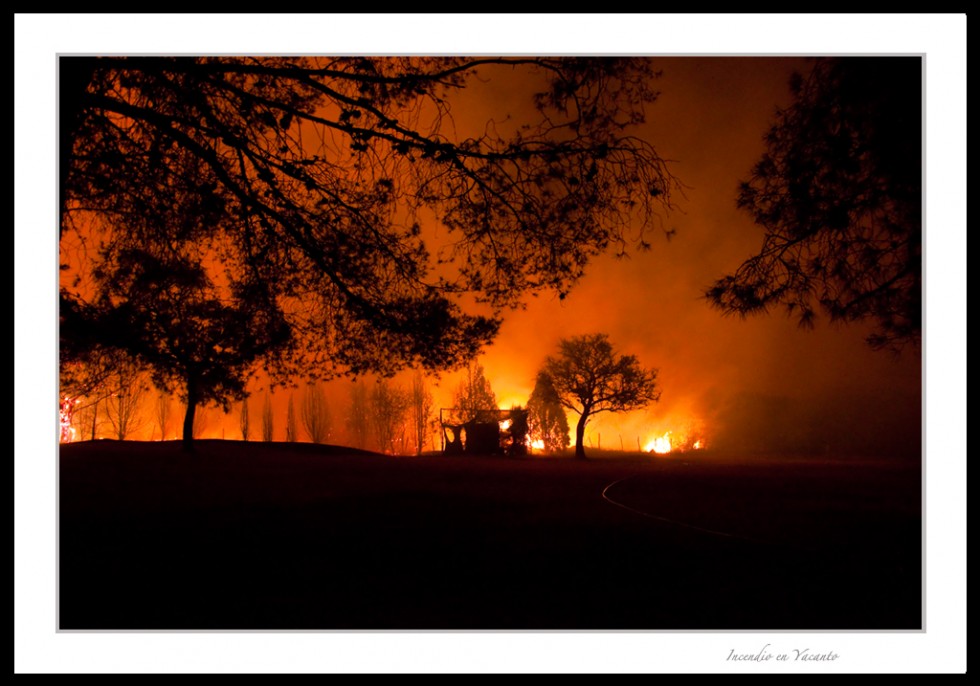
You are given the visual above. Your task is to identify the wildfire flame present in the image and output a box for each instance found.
[644,432,672,454]
[59,397,77,444]
[643,429,706,455]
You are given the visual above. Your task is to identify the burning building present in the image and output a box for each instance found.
[439,407,528,456]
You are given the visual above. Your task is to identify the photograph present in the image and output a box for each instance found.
[16,13,966,675]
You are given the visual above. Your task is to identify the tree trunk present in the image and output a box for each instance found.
[60,57,99,233]
[90,398,98,441]
[575,412,589,460]
[182,379,198,452]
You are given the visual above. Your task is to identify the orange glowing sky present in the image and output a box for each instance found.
[460,58,922,455]
[52,55,924,456]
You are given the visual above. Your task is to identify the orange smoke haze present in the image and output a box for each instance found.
[59,57,921,457]
[444,58,920,457]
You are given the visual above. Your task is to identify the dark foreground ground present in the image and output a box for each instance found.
[59,441,921,630]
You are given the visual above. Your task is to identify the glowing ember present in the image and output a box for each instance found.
[529,439,545,451]
[499,419,512,431]
[693,439,703,450]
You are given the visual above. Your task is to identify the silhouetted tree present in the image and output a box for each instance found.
[261,393,275,442]
[73,397,107,442]
[543,334,660,459]
[706,57,921,352]
[410,371,435,455]
[371,379,410,454]
[526,371,571,453]
[506,405,529,456]
[103,359,150,440]
[60,307,142,442]
[154,391,173,441]
[61,57,679,387]
[285,394,298,442]
[60,294,133,440]
[60,292,120,400]
[348,380,372,451]
[453,361,497,422]
[301,383,332,444]
[239,398,251,441]
[86,245,290,451]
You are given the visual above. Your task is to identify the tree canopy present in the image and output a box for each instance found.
[543,334,660,459]
[706,57,922,352]
[87,246,290,449]
[452,361,497,423]
[526,371,570,453]
[60,56,679,390]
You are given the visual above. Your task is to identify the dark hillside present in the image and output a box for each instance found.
[59,440,921,630]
